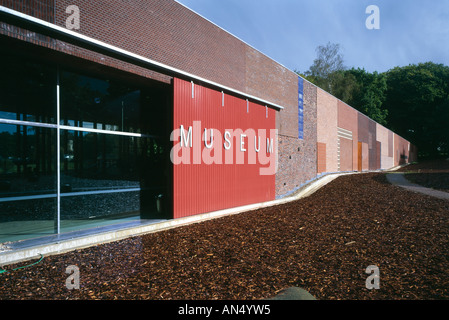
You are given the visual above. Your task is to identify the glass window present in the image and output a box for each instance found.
[60,71,143,134]
[0,52,170,245]
[0,124,57,243]
[59,131,168,231]
[0,54,56,123]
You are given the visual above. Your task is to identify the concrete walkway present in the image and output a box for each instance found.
[386,173,449,201]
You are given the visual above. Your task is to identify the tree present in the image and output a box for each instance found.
[302,43,388,125]
[344,68,388,126]
[384,62,449,157]
[301,44,449,158]
[303,42,346,94]
[329,70,358,106]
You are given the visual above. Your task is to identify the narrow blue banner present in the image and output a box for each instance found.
[298,77,304,140]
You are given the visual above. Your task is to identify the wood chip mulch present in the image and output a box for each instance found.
[1,165,449,300]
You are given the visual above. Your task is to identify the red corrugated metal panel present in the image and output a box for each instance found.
[172,78,276,219]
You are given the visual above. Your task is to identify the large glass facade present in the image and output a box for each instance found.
[0,124,57,242]
[0,51,170,245]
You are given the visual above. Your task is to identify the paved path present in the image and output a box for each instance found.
[386,173,449,201]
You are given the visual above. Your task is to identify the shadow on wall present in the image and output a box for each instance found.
[399,151,408,165]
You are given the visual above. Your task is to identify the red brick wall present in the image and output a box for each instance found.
[394,134,411,166]
[0,0,173,83]
[53,0,248,91]
[244,47,298,136]
[275,80,317,197]
[317,88,338,173]
[339,138,353,172]
[337,101,358,171]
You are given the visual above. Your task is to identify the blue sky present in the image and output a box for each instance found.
[175,0,449,73]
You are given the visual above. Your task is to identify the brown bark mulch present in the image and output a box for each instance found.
[1,166,449,300]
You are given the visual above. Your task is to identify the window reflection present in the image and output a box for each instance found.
[0,124,57,243]
[0,55,56,123]
[60,131,142,190]
[0,124,56,196]
[60,71,143,134]
[0,53,170,244]
[60,131,168,223]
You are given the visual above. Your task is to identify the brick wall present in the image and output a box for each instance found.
[0,0,173,83]
[394,134,410,166]
[376,123,394,169]
[339,138,353,172]
[302,80,318,179]
[317,88,338,173]
[0,0,55,48]
[337,100,358,170]
[245,47,298,135]
[275,79,317,197]
[50,0,297,130]
[53,0,248,90]
[368,118,377,170]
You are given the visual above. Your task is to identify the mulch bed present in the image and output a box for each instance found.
[1,164,449,300]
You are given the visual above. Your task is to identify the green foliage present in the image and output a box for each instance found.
[303,42,346,93]
[302,43,389,125]
[344,68,388,126]
[384,62,449,157]
[301,43,449,157]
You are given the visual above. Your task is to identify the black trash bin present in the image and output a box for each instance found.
[155,194,164,214]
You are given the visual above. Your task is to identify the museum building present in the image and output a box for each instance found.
[0,0,416,252]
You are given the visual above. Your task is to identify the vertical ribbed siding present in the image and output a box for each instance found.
[173,78,276,219]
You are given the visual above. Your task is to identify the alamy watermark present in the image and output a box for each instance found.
[65,5,80,30]
[365,265,380,290]
[366,5,380,30]
[63,262,380,291]
[170,122,278,176]
[65,265,80,290]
